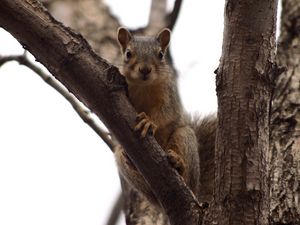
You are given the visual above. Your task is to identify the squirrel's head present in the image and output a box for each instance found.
[117,27,171,85]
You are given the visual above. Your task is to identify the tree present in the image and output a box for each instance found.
[270,0,300,223]
[0,0,299,225]
[206,0,276,223]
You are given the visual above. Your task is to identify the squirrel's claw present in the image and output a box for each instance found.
[135,112,158,138]
[167,149,186,176]
[136,112,147,121]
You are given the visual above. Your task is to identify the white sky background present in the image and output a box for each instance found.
[0,1,224,225]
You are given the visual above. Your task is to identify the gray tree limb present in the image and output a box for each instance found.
[105,192,124,225]
[148,0,167,34]
[166,0,183,30]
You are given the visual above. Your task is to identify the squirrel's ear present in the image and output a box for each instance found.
[156,28,171,51]
[117,27,132,52]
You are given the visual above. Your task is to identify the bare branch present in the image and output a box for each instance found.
[0,53,116,151]
[147,0,167,34]
[105,192,124,225]
[147,0,183,33]
[166,0,183,30]
[44,0,121,64]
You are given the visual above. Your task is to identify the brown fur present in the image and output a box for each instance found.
[115,28,205,206]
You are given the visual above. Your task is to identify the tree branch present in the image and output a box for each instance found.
[166,0,183,30]
[0,53,116,151]
[147,0,183,33]
[148,0,167,33]
[105,192,124,225]
[43,0,121,64]
[0,1,203,224]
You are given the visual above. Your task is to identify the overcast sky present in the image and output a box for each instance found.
[0,1,224,225]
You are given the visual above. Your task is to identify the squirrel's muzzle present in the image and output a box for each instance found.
[139,66,152,80]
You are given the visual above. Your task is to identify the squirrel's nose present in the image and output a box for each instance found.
[139,67,152,80]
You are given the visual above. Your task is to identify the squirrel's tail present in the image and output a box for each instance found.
[189,114,217,154]
[189,114,217,203]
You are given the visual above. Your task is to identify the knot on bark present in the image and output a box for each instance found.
[105,65,128,93]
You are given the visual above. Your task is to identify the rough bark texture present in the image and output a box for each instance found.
[205,1,278,225]
[47,0,121,64]
[270,0,300,224]
[121,178,169,225]
[6,1,300,225]
[41,1,186,224]
[0,1,203,225]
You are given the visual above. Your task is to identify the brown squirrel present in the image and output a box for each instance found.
[114,27,216,206]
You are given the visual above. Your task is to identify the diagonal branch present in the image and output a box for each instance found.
[0,1,203,224]
[0,53,116,151]
[42,0,121,63]
[105,192,124,225]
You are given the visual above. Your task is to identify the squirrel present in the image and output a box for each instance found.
[114,27,216,206]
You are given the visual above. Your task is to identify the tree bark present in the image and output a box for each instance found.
[47,0,121,64]
[148,0,167,33]
[0,1,202,225]
[42,1,185,224]
[206,0,278,224]
[120,178,169,225]
[270,0,300,224]
[7,1,300,225]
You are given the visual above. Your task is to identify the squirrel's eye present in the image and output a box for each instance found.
[158,51,164,60]
[125,50,132,59]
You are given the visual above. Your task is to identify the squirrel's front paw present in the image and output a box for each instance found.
[167,149,186,176]
[135,112,158,138]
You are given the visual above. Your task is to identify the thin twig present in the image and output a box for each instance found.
[166,0,183,30]
[0,54,116,151]
[105,192,124,225]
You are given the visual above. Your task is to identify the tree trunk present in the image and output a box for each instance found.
[206,0,278,224]
[270,0,300,224]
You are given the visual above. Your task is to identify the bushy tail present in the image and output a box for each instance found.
[189,114,217,203]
